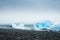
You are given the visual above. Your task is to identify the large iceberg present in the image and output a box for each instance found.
[34,20,60,32]
[34,20,53,31]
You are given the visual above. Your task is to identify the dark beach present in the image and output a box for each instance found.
[0,29,60,40]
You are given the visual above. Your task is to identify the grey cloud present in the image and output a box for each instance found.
[0,0,60,10]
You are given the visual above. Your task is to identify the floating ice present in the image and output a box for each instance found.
[34,20,53,30]
[34,20,60,32]
[12,20,60,32]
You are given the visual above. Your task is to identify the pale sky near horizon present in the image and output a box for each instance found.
[0,0,60,24]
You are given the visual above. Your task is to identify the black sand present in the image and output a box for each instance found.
[0,29,60,40]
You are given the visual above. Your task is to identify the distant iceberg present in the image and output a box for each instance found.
[12,23,34,30]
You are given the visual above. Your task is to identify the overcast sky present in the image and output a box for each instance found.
[0,0,60,24]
